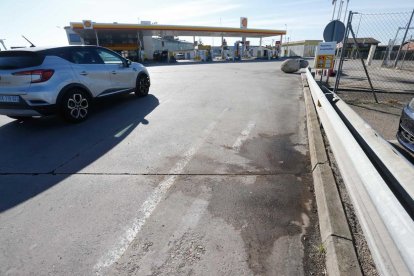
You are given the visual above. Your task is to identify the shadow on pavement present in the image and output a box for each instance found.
[0,94,159,212]
[347,102,402,116]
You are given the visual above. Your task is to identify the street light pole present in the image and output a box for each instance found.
[284,24,287,57]
[287,37,290,57]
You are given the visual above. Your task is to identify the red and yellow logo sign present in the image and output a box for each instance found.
[82,20,93,29]
[240,17,248,29]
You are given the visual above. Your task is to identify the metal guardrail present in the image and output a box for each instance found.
[320,85,414,216]
[305,68,414,276]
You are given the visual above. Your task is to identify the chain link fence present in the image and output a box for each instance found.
[332,10,414,106]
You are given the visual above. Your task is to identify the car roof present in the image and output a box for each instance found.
[5,45,99,52]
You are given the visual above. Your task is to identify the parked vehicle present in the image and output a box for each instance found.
[397,97,414,154]
[0,45,150,123]
[153,50,169,62]
[153,50,161,61]
[175,53,185,60]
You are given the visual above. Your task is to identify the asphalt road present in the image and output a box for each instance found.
[0,61,315,275]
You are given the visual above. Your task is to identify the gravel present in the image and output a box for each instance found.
[336,90,409,141]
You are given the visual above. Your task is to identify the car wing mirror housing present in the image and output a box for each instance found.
[124,59,132,67]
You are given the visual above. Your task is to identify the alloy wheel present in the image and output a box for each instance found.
[67,93,89,119]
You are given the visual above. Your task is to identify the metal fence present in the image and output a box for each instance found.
[333,10,414,105]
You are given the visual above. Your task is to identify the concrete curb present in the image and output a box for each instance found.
[302,74,362,276]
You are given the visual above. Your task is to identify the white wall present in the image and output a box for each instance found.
[143,36,154,60]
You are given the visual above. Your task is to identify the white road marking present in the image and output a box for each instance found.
[232,121,256,152]
[127,197,210,274]
[94,108,228,274]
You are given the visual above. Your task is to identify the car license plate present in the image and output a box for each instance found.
[0,95,20,103]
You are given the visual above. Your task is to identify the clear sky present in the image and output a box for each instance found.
[0,0,413,49]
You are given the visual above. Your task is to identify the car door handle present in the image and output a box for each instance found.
[80,71,88,76]
[111,71,117,75]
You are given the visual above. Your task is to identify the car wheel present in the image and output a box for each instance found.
[7,116,32,121]
[60,89,91,123]
[135,74,150,97]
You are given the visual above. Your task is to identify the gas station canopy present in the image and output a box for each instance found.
[70,22,286,39]
[67,21,286,59]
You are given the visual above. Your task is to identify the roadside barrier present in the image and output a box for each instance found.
[305,68,414,276]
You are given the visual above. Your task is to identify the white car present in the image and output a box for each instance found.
[0,45,150,123]
[175,53,185,60]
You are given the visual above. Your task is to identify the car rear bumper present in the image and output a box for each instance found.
[0,96,56,116]
[0,109,42,116]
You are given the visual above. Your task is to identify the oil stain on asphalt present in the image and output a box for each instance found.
[109,133,317,275]
[207,133,314,274]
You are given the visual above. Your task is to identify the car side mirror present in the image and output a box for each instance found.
[124,59,132,67]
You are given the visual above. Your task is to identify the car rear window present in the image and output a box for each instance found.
[0,51,44,70]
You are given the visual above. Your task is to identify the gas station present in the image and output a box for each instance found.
[65,19,286,61]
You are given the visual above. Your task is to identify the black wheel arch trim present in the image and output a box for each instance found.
[57,83,93,105]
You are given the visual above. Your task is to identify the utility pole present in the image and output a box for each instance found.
[337,0,344,20]
[343,0,350,22]
[394,9,414,68]
[331,0,338,21]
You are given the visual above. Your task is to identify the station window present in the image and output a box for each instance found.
[69,34,82,43]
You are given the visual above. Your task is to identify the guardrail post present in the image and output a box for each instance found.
[348,22,378,103]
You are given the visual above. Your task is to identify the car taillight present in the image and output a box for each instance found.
[13,69,54,83]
